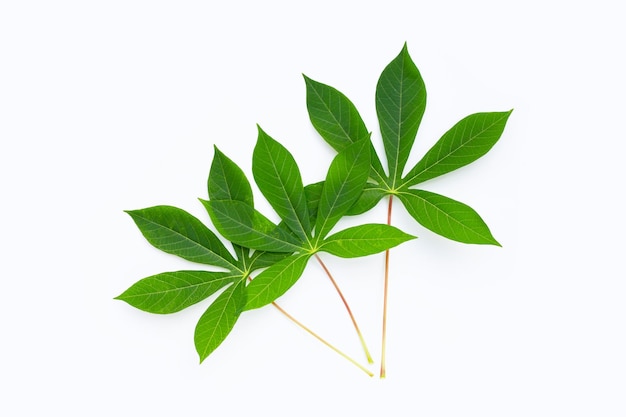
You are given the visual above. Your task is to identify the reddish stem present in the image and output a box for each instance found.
[315,254,373,364]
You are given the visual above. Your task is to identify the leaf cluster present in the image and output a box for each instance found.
[117,127,414,362]
[116,43,511,369]
[305,43,511,245]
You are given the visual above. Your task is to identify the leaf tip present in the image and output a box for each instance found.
[123,209,138,218]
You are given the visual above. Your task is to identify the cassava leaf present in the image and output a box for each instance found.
[346,184,386,216]
[195,279,247,363]
[126,206,237,270]
[249,251,291,270]
[398,189,500,245]
[115,271,237,314]
[376,43,426,183]
[304,181,324,225]
[321,224,416,258]
[402,111,512,187]
[303,74,370,149]
[303,75,386,182]
[208,146,254,205]
[233,245,250,265]
[245,254,310,310]
[315,139,370,239]
[202,199,302,253]
[252,126,311,241]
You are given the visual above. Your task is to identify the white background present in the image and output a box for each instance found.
[2,1,625,415]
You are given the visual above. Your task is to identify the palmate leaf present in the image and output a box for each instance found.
[115,271,237,314]
[126,206,237,269]
[315,139,370,239]
[305,44,510,247]
[253,126,311,242]
[321,224,416,258]
[402,111,513,187]
[375,43,426,183]
[195,279,247,363]
[202,199,301,253]
[245,254,311,311]
[398,189,499,245]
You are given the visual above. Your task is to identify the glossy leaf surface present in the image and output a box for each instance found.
[202,199,301,252]
[402,111,512,187]
[375,43,426,182]
[304,75,387,182]
[315,140,370,239]
[208,146,254,205]
[398,189,500,245]
[195,280,247,363]
[245,254,310,310]
[115,271,237,314]
[322,224,416,258]
[126,206,237,269]
[253,127,310,241]
[346,184,386,216]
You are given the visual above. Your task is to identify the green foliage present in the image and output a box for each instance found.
[116,43,509,373]
[117,126,415,364]
[115,271,238,314]
[206,128,416,311]
[305,44,511,245]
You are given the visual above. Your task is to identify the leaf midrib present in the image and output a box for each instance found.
[134,213,240,271]
[261,140,310,242]
[198,282,241,359]
[246,254,309,307]
[401,113,508,187]
[398,190,496,243]
[316,148,366,240]
[120,273,239,299]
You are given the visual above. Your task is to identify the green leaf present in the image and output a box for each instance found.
[252,126,311,241]
[402,111,512,187]
[245,254,310,310]
[303,75,387,182]
[398,189,500,245]
[233,244,250,265]
[249,251,291,270]
[115,271,237,314]
[321,224,416,258]
[304,74,370,150]
[315,140,370,239]
[346,184,386,216]
[202,199,302,253]
[126,206,237,270]
[304,181,324,225]
[375,43,426,182]
[208,146,254,205]
[195,279,247,363]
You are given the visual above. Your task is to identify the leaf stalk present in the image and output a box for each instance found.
[315,254,374,364]
[271,301,373,377]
